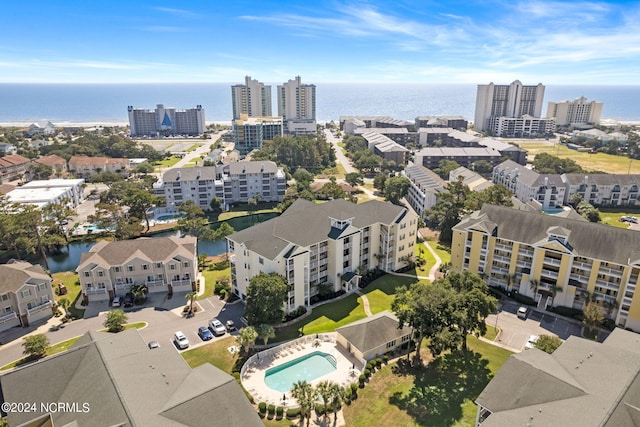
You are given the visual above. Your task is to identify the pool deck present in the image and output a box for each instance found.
[241,333,362,407]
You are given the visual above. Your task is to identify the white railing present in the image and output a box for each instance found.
[27,301,53,315]
[85,288,107,295]
[0,312,17,324]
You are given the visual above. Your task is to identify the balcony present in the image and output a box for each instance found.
[85,288,107,295]
[0,311,18,324]
[171,279,192,287]
[543,257,562,267]
[145,279,164,287]
[541,269,559,279]
[596,280,620,292]
[27,301,53,315]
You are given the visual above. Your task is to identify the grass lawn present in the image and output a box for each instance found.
[517,142,640,174]
[182,336,239,373]
[598,208,640,228]
[182,162,198,168]
[415,242,436,276]
[218,207,279,221]
[200,267,230,300]
[427,241,451,265]
[1,336,81,371]
[318,163,347,179]
[52,272,85,319]
[483,325,499,341]
[153,155,181,170]
[342,336,513,427]
[98,322,147,332]
[363,275,423,314]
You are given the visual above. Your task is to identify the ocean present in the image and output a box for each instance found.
[1,83,640,124]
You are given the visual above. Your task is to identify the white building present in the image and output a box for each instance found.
[547,96,603,127]
[227,199,418,312]
[154,161,286,211]
[231,76,272,120]
[277,76,316,135]
[562,174,640,207]
[7,178,85,208]
[492,160,565,210]
[403,164,447,217]
[233,115,283,154]
[474,81,545,133]
[128,104,205,137]
[76,236,197,303]
[488,115,556,137]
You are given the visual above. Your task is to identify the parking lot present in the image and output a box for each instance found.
[485,300,589,352]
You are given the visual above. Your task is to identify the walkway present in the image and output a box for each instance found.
[355,291,372,316]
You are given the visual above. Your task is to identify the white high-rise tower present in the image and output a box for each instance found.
[277,76,316,135]
[231,76,272,120]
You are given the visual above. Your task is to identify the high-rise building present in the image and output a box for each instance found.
[474,80,545,133]
[128,104,205,137]
[547,96,603,127]
[231,76,272,119]
[277,76,316,135]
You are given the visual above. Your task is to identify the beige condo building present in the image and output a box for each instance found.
[452,205,640,331]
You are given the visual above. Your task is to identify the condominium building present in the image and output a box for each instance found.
[487,115,556,138]
[233,115,283,154]
[76,236,197,303]
[451,205,640,331]
[154,161,286,210]
[547,96,603,127]
[415,116,468,130]
[128,104,205,137]
[277,76,316,135]
[231,76,272,119]
[0,261,54,332]
[68,156,130,178]
[226,199,418,311]
[493,160,640,208]
[0,154,30,184]
[449,166,493,192]
[7,178,85,208]
[474,80,545,133]
[403,164,447,217]
[415,147,504,169]
[492,160,565,210]
[361,132,409,166]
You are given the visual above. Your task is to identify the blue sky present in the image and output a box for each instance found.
[2,0,639,84]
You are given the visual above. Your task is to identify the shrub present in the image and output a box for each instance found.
[513,293,537,306]
[350,383,358,395]
[602,318,616,331]
[267,404,275,416]
[364,368,371,378]
[315,403,325,416]
[286,407,301,418]
[276,406,284,418]
[359,374,366,387]
[375,358,382,368]
[258,402,267,415]
[548,306,584,320]
[284,305,307,322]
[383,355,389,364]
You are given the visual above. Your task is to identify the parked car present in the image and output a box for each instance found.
[198,326,213,341]
[226,320,236,332]
[174,331,189,350]
[123,293,134,308]
[525,335,539,350]
[517,306,528,319]
[148,341,160,349]
[112,296,121,308]
[209,318,226,336]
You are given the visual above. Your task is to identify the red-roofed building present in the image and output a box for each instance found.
[68,156,130,179]
[0,154,31,184]
[34,154,68,178]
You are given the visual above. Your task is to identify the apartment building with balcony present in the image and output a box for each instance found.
[451,205,640,331]
[492,160,565,209]
[68,156,130,179]
[76,236,197,303]
[128,104,205,137]
[562,174,640,207]
[362,132,409,166]
[154,161,286,211]
[403,164,447,217]
[233,115,283,154]
[226,199,418,313]
[0,261,54,331]
[277,76,316,135]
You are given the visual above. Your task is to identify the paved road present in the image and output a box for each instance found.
[324,128,356,174]
[0,292,246,368]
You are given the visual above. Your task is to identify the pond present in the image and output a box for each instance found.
[42,212,279,273]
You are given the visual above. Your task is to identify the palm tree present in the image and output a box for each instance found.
[329,383,345,422]
[290,380,314,427]
[256,324,275,346]
[506,272,517,293]
[315,380,335,420]
[185,291,197,314]
[549,284,563,307]
[130,284,148,305]
[57,297,70,319]
[602,300,619,318]
[236,326,258,355]
[529,279,540,300]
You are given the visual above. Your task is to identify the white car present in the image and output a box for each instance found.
[517,306,528,319]
[112,296,121,308]
[173,331,190,350]
[525,335,539,350]
[209,318,226,336]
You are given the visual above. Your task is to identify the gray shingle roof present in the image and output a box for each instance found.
[454,205,640,266]
[477,329,640,427]
[228,199,407,259]
[0,261,50,293]
[0,329,262,427]
[336,311,411,354]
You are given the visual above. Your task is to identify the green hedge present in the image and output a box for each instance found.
[286,407,301,418]
[258,402,267,414]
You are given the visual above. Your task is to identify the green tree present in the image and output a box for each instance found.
[209,196,222,213]
[383,176,411,205]
[344,172,364,187]
[293,168,314,185]
[236,326,258,355]
[373,174,387,193]
[130,284,148,305]
[533,153,585,174]
[583,303,604,337]
[465,184,514,211]
[177,200,214,239]
[28,162,53,180]
[433,159,461,180]
[534,335,563,354]
[329,383,344,422]
[471,160,493,176]
[245,273,288,325]
[57,297,70,318]
[426,180,471,243]
[104,309,128,333]
[22,334,50,360]
[122,186,163,231]
[317,181,347,200]
[315,380,335,420]
[256,324,275,346]
[212,222,234,240]
[185,291,197,314]
[576,200,601,222]
[290,380,315,427]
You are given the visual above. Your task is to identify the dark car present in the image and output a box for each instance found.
[123,293,134,308]
[198,326,213,341]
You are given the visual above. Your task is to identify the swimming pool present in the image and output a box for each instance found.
[156,214,183,221]
[264,351,337,393]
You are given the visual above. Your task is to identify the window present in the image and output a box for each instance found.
[170,264,176,270]
[41,295,49,303]
[21,289,31,298]
[84,271,90,278]
[183,262,189,268]
[114,266,121,272]
[38,283,46,291]
[259,257,264,265]
[98,271,104,277]
[142,264,148,270]
[4,306,12,313]
[0,294,7,301]
[156,262,162,268]
[386,340,396,349]
[127,265,134,272]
